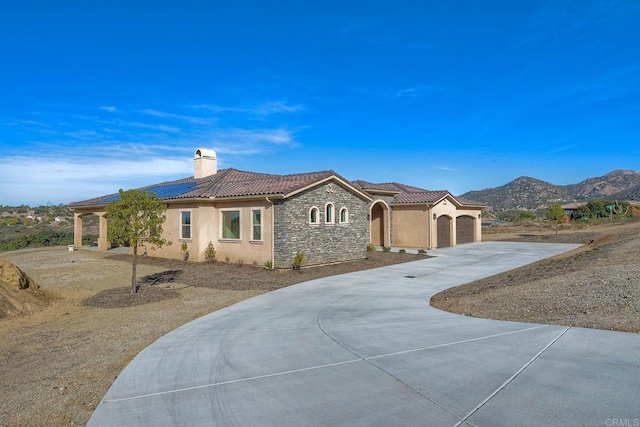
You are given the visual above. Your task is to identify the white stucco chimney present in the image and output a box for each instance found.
[194,148,217,179]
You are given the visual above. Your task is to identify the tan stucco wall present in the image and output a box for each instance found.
[391,206,429,249]
[386,197,483,249]
[148,200,273,265]
[429,197,482,248]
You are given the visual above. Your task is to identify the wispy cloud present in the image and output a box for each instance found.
[393,84,441,99]
[433,165,459,172]
[128,122,181,133]
[1,100,307,205]
[546,144,577,154]
[255,101,305,115]
[99,106,119,113]
[140,109,218,125]
[0,153,192,205]
[189,101,304,116]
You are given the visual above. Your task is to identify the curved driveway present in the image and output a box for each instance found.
[89,242,639,426]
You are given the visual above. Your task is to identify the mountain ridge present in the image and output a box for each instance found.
[463,169,640,213]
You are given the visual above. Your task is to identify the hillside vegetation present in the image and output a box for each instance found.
[464,169,640,214]
[0,204,97,251]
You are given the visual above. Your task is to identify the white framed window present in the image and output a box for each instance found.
[325,203,334,224]
[180,211,191,239]
[251,209,262,241]
[309,206,319,225]
[221,209,241,240]
[339,207,349,224]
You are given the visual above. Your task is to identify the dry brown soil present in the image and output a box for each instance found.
[0,249,425,426]
[432,218,640,333]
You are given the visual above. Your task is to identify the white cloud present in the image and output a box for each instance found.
[140,109,218,125]
[188,101,304,116]
[433,165,459,172]
[99,106,119,113]
[0,154,192,206]
[255,101,305,115]
[393,84,441,99]
[128,122,181,133]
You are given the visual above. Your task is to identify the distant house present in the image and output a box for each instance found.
[561,202,587,217]
[70,149,483,267]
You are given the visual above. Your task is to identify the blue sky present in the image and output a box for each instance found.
[1,1,639,206]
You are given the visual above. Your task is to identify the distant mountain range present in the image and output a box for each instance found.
[462,169,640,214]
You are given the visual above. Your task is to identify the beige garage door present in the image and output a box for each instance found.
[456,215,475,244]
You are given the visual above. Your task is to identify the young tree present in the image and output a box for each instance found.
[547,202,565,236]
[106,189,171,295]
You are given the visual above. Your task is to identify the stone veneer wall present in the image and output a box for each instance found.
[273,182,369,268]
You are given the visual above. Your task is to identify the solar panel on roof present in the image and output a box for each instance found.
[148,181,198,198]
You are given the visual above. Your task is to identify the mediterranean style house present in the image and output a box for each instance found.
[70,149,483,268]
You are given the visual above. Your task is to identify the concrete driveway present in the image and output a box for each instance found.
[89,242,640,426]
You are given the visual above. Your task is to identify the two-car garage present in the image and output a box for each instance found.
[436,215,476,247]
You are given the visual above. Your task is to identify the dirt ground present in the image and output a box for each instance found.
[433,218,640,333]
[1,219,638,425]
[0,249,425,426]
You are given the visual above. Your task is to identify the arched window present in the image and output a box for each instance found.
[309,207,319,225]
[325,203,334,224]
[339,207,349,223]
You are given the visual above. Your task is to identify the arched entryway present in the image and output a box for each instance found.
[456,215,475,244]
[436,215,452,247]
[74,211,111,250]
[370,201,389,247]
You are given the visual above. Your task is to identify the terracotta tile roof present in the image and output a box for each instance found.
[352,180,428,194]
[70,168,482,208]
[353,179,484,206]
[393,191,450,204]
[71,169,360,206]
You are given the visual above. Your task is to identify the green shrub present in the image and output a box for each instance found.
[204,241,216,263]
[382,246,391,252]
[292,251,306,270]
[366,243,376,252]
[180,242,189,262]
[418,249,427,255]
[398,249,406,254]
[264,261,273,270]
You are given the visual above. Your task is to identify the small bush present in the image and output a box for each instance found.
[418,249,427,255]
[398,249,406,254]
[292,251,306,270]
[382,246,391,252]
[180,242,189,262]
[204,241,216,263]
[264,261,273,270]
[366,243,376,252]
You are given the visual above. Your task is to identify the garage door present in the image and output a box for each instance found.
[437,216,451,247]
[456,215,475,244]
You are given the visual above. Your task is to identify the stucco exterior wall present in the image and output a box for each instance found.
[428,198,482,248]
[149,200,273,265]
[391,205,430,249]
[382,198,483,250]
[273,181,369,268]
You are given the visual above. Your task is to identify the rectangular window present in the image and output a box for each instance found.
[252,209,262,241]
[181,211,191,239]
[222,210,240,239]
